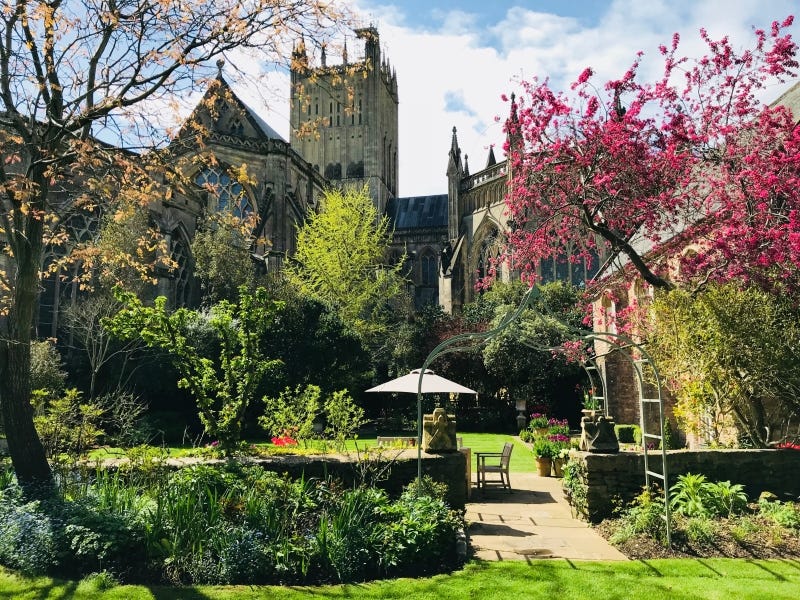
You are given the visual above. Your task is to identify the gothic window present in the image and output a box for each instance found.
[324,163,342,180]
[228,118,244,136]
[420,251,437,287]
[170,232,192,307]
[477,229,502,282]
[194,168,253,218]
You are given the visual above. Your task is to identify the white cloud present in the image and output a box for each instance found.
[353,0,799,196]
[182,1,799,198]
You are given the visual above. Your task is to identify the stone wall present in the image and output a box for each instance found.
[571,449,800,522]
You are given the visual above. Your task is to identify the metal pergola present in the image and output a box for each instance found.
[415,285,671,544]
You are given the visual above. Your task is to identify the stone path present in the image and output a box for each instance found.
[465,472,628,561]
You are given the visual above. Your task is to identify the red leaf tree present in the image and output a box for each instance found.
[503,16,800,293]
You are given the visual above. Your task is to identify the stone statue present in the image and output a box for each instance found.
[423,407,457,452]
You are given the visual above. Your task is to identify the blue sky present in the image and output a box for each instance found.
[233,1,800,197]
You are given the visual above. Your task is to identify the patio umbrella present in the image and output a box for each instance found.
[366,369,477,487]
[365,368,477,395]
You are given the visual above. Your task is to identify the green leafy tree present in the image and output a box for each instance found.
[480,282,585,415]
[106,286,283,453]
[324,389,366,451]
[191,212,261,305]
[646,283,800,447]
[260,384,321,445]
[259,286,371,400]
[285,186,406,344]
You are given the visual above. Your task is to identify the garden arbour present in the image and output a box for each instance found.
[418,285,672,544]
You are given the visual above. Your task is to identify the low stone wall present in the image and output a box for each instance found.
[246,450,468,509]
[572,449,800,522]
[119,449,468,509]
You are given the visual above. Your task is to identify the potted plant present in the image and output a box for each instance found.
[581,388,601,416]
[532,438,557,476]
[530,413,550,438]
[552,447,571,477]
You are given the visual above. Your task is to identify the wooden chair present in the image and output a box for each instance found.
[476,442,513,492]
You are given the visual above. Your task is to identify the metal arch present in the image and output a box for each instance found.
[416,285,671,545]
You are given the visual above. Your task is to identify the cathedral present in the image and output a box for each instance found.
[36,26,597,338]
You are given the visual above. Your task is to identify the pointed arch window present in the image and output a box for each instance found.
[170,232,192,307]
[194,168,253,218]
[420,251,437,287]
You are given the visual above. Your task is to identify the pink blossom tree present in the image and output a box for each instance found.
[503,16,800,293]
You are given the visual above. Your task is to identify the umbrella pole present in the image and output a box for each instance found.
[417,385,423,493]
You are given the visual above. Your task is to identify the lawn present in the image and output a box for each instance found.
[84,433,537,473]
[2,559,799,599]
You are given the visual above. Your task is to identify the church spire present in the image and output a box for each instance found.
[486,145,497,168]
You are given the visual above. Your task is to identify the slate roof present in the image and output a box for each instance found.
[239,96,286,142]
[386,194,448,230]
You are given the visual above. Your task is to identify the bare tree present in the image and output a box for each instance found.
[0,0,354,489]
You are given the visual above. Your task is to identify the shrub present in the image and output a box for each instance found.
[669,473,748,518]
[758,498,800,530]
[34,388,105,458]
[30,340,67,399]
[260,384,321,446]
[562,458,588,519]
[682,515,717,544]
[323,389,366,452]
[0,489,57,575]
[380,488,462,577]
[609,488,667,545]
[615,424,641,444]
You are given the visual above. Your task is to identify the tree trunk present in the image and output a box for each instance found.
[0,204,54,493]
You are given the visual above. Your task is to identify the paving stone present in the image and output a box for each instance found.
[466,472,628,561]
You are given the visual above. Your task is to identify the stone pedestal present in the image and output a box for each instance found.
[422,407,457,452]
[580,413,619,453]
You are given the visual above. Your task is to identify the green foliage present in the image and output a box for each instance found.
[659,420,680,450]
[615,424,641,444]
[285,185,406,344]
[29,341,67,399]
[33,388,105,458]
[0,489,57,575]
[758,497,800,529]
[681,515,717,544]
[191,212,260,305]
[106,286,284,453]
[609,488,668,545]
[481,282,585,412]
[324,390,366,452]
[402,475,449,501]
[646,284,800,447]
[260,384,321,444]
[259,290,371,400]
[0,463,465,585]
[532,437,558,459]
[669,473,748,518]
[561,457,588,519]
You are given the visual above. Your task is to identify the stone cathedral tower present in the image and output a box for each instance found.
[289,27,399,215]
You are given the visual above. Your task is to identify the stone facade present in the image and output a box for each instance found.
[290,27,398,217]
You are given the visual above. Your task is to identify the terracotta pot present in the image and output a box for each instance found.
[534,427,549,438]
[535,456,552,477]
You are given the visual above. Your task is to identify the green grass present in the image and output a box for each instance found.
[2,559,799,599]
[84,433,536,474]
[457,433,534,473]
